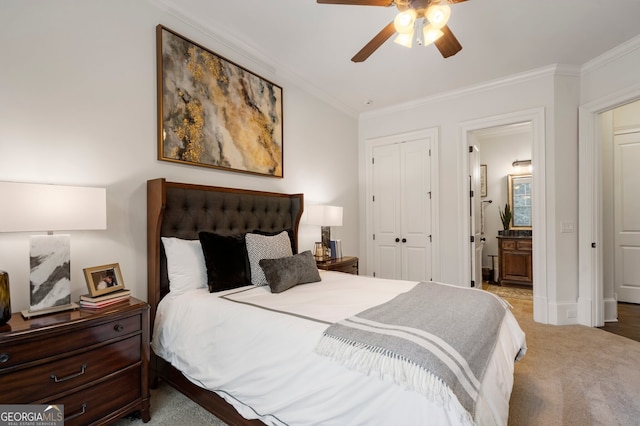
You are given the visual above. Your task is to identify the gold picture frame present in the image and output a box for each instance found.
[83,263,125,297]
[156,25,284,177]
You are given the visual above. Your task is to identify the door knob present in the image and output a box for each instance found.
[395,238,400,243]
[402,238,407,243]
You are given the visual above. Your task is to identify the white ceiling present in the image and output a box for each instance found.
[152,0,640,116]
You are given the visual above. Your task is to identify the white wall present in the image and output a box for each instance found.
[0,0,358,312]
[359,67,581,324]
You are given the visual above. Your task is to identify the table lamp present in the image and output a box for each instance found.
[307,205,343,261]
[0,182,106,318]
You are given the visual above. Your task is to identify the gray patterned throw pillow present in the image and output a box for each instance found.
[245,231,293,286]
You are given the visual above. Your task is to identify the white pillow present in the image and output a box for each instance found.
[245,231,293,286]
[161,237,207,294]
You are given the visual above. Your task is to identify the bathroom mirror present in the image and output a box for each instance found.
[508,174,532,229]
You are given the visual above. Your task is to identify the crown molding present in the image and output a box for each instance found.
[581,34,640,75]
[146,0,358,118]
[361,64,580,120]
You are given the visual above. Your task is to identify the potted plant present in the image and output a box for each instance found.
[499,203,512,234]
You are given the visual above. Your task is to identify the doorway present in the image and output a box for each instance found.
[470,123,533,296]
[579,89,640,327]
[460,108,547,323]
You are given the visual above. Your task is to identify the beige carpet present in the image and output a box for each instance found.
[507,297,640,426]
[116,297,640,425]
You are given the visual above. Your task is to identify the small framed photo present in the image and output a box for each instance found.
[480,164,487,197]
[83,263,125,297]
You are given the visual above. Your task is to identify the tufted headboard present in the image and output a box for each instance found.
[147,178,304,328]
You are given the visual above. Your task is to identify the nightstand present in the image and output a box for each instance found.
[316,256,359,275]
[0,297,150,425]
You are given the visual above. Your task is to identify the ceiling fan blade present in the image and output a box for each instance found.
[434,25,462,58]
[317,0,394,5]
[351,21,396,62]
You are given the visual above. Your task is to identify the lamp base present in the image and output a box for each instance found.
[21,302,79,319]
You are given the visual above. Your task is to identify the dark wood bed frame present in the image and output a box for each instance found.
[147,178,303,425]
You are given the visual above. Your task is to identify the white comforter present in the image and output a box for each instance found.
[152,271,526,426]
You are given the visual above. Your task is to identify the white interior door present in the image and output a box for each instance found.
[371,138,432,281]
[469,145,482,288]
[400,139,432,281]
[614,131,640,303]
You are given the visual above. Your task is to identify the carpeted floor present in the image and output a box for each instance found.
[116,295,640,426]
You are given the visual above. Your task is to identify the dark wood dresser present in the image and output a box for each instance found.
[497,236,533,287]
[0,297,150,425]
[316,256,359,275]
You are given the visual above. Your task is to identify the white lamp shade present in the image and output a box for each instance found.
[307,205,343,227]
[394,9,417,34]
[0,182,107,232]
[423,25,444,45]
[394,32,414,48]
[425,4,451,29]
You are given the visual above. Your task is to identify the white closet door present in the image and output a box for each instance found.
[372,143,401,279]
[614,131,640,303]
[400,139,432,282]
[371,138,431,281]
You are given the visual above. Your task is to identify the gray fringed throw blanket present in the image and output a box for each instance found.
[315,282,510,423]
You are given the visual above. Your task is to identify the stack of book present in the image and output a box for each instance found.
[330,239,342,259]
[79,289,130,309]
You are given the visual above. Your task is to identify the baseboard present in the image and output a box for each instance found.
[603,297,618,323]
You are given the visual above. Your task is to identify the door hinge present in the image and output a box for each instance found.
[428,191,431,199]
[373,272,376,277]
[372,195,375,202]
[470,235,475,243]
[470,190,474,198]
[373,234,375,241]
[429,235,432,242]
[372,157,375,164]
[592,242,596,248]
[468,146,473,153]
[470,280,475,288]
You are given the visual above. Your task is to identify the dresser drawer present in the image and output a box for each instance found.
[0,335,140,403]
[501,239,532,251]
[330,262,358,274]
[0,313,141,370]
[52,366,141,426]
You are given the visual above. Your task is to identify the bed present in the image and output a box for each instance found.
[147,178,526,426]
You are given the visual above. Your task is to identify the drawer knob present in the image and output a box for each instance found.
[51,363,87,383]
[0,353,9,363]
[114,323,124,332]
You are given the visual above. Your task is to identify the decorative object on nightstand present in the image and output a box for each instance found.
[0,182,106,318]
[0,297,151,425]
[307,204,343,261]
[0,270,10,325]
[316,256,358,275]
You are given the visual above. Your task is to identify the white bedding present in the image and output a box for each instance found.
[152,271,526,426]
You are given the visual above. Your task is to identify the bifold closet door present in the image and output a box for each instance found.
[371,138,431,281]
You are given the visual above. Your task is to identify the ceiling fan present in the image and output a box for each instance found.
[317,0,467,62]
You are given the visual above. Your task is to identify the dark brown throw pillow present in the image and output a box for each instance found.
[198,231,251,292]
[259,251,321,294]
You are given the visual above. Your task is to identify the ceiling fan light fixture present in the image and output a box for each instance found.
[423,24,444,45]
[394,31,414,48]
[425,4,451,29]
[394,9,417,34]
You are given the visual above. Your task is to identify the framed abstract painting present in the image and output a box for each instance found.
[156,25,283,177]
